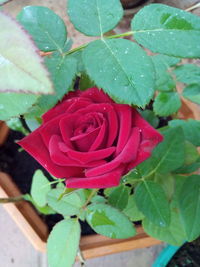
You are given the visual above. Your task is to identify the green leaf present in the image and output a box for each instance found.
[103,187,116,197]
[183,84,200,105]
[173,157,200,174]
[91,195,107,204]
[86,203,136,238]
[67,0,123,36]
[0,93,38,120]
[174,64,200,84]
[25,194,56,215]
[132,4,200,58]
[123,195,144,221]
[25,117,40,132]
[151,54,179,92]
[142,175,187,246]
[79,73,96,91]
[18,6,67,52]
[138,127,185,176]
[0,11,53,94]
[47,219,80,267]
[35,204,56,215]
[143,212,185,246]
[35,53,77,114]
[47,188,83,216]
[154,173,174,201]
[169,119,200,146]
[122,169,142,184]
[139,110,159,128]
[178,175,200,241]
[31,170,51,207]
[153,92,181,116]
[184,141,199,165]
[83,39,155,107]
[108,185,130,210]
[6,118,28,135]
[135,181,170,227]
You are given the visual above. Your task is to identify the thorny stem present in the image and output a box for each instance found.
[82,189,98,209]
[0,195,25,204]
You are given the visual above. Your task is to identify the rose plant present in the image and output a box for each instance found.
[0,0,200,266]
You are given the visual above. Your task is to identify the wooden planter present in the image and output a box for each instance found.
[0,100,199,259]
[0,171,161,258]
[0,121,9,146]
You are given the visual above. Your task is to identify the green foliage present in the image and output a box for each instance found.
[47,188,84,216]
[86,203,136,238]
[132,4,200,58]
[135,181,170,227]
[121,169,141,184]
[68,0,123,36]
[173,157,200,174]
[47,219,80,267]
[6,118,28,135]
[178,175,200,241]
[142,176,187,246]
[182,84,200,104]
[153,92,181,116]
[138,127,185,176]
[151,54,179,92]
[0,11,53,95]
[18,6,67,52]
[31,170,51,207]
[139,110,159,128]
[34,53,77,115]
[79,73,96,91]
[24,194,55,215]
[154,173,175,201]
[0,93,38,121]
[184,141,199,165]
[2,0,200,255]
[91,195,107,204]
[169,119,200,146]
[174,64,200,84]
[123,194,144,221]
[108,185,130,210]
[83,38,155,107]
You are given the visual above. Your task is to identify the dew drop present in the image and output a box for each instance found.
[0,104,4,110]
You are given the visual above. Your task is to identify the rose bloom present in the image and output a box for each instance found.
[18,88,163,188]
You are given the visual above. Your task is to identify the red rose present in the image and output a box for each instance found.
[18,88,163,188]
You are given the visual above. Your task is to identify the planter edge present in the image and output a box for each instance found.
[0,172,162,258]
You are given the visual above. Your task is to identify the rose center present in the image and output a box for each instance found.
[70,112,104,152]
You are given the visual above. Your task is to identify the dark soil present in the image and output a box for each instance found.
[167,238,200,267]
[0,130,95,235]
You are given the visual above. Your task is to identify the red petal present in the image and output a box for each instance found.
[132,109,163,151]
[67,146,116,164]
[17,131,82,178]
[114,104,132,155]
[49,135,106,167]
[39,115,63,148]
[89,119,107,151]
[80,87,113,103]
[71,127,100,152]
[66,167,123,188]
[86,127,140,177]
[42,98,75,123]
